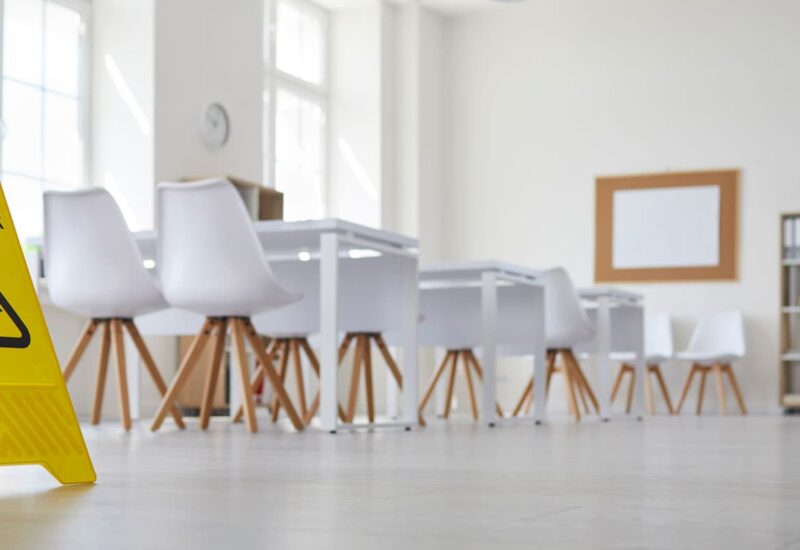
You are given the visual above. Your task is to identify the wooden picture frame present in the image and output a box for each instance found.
[595,170,739,283]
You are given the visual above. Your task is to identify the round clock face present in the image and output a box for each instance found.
[201,102,230,148]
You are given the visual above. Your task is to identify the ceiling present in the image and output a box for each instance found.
[315,0,505,16]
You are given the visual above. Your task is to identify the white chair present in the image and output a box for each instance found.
[244,255,411,426]
[230,259,347,427]
[512,267,598,421]
[44,188,184,431]
[675,311,747,415]
[414,284,538,423]
[609,313,675,415]
[149,179,305,433]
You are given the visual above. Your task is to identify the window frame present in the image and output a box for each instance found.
[0,0,92,191]
[264,0,329,218]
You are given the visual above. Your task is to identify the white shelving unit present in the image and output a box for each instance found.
[781,212,800,410]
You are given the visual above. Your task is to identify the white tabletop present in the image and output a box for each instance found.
[29,218,418,258]
[420,260,541,283]
[578,286,644,302]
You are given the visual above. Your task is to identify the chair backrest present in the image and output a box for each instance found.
[645,313,673,359]
[43,188,154,311]
[156,179,290,314]
[542,267,594,348]
[686,310,746,358]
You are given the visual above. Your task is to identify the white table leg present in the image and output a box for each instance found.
[481,272,498,427]
[400,256,419,427]
[320,233,339,432]
[596,296,612,420]
[531,286,547,424]
[630,304,647,419]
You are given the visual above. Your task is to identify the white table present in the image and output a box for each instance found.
[420,261,547,425]
[30,218,420,432]
[577,287,646,420]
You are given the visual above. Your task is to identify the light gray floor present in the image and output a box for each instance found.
[0,415,799,549]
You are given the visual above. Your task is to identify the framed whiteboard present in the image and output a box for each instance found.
[595,170,738,282]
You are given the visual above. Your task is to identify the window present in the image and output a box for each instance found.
[264,0,328,222]
[0,0,89,241]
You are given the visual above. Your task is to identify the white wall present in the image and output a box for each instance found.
[329,5,382,227]
[92,0,154,230]
[153,0,263,183]
[442,0,800,412]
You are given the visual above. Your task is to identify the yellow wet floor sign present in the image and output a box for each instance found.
[0,184,95,484]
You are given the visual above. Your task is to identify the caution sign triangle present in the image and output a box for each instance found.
[0,183,96,484]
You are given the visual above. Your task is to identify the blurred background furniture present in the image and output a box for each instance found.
[675,311,747,415]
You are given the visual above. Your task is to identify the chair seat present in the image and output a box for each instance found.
[49,278,168,319]
[675,350,740,364]
[173,287,302,318]
[609,351,670,364]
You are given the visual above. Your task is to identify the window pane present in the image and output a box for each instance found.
[0,174,43,241]
[275,0,324,86]
[44,2,82,96]
[43,93,82,185]
[2,0,43,85]
[275,88,325,221]
[2,80,43,178]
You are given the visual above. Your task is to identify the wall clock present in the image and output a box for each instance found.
[201,102,230,148]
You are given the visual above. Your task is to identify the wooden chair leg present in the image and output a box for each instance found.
[240,319,305,431]
[460,351,479,420]
[713,363,727,415]
[610,366,626,403]
[652,365,674,414]
[523,382,534,415]
[339,334,354,363]
[232,339,277,424]
[645,366,655,416]
[375,334,403,388]
[724,364,747,415]
[123,320,186,429]
[675,364,698,414]
[229,319,257,433]
[560,352,581,421]
[110,319,132,431]
[299,339,348,424]
[696,367,708,415]
[363,336,376,423]
[512,379,533,417]
[575,370,591,414]
[418,351,454,419]
[625,367,636,414]
[151,319,216,431]
[62,320,98,382]
[568,352,600,414]
[346,335,366,422]
[199,321,227,429]
[443,352,458,419]
[91,321,111,425]
[291,339,309,421]
[271,340,291,423]
[464,351,504,417]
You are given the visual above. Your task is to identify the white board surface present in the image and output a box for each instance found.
[612,185,720,269]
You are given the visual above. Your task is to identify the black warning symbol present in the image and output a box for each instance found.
[0,292,31,349]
